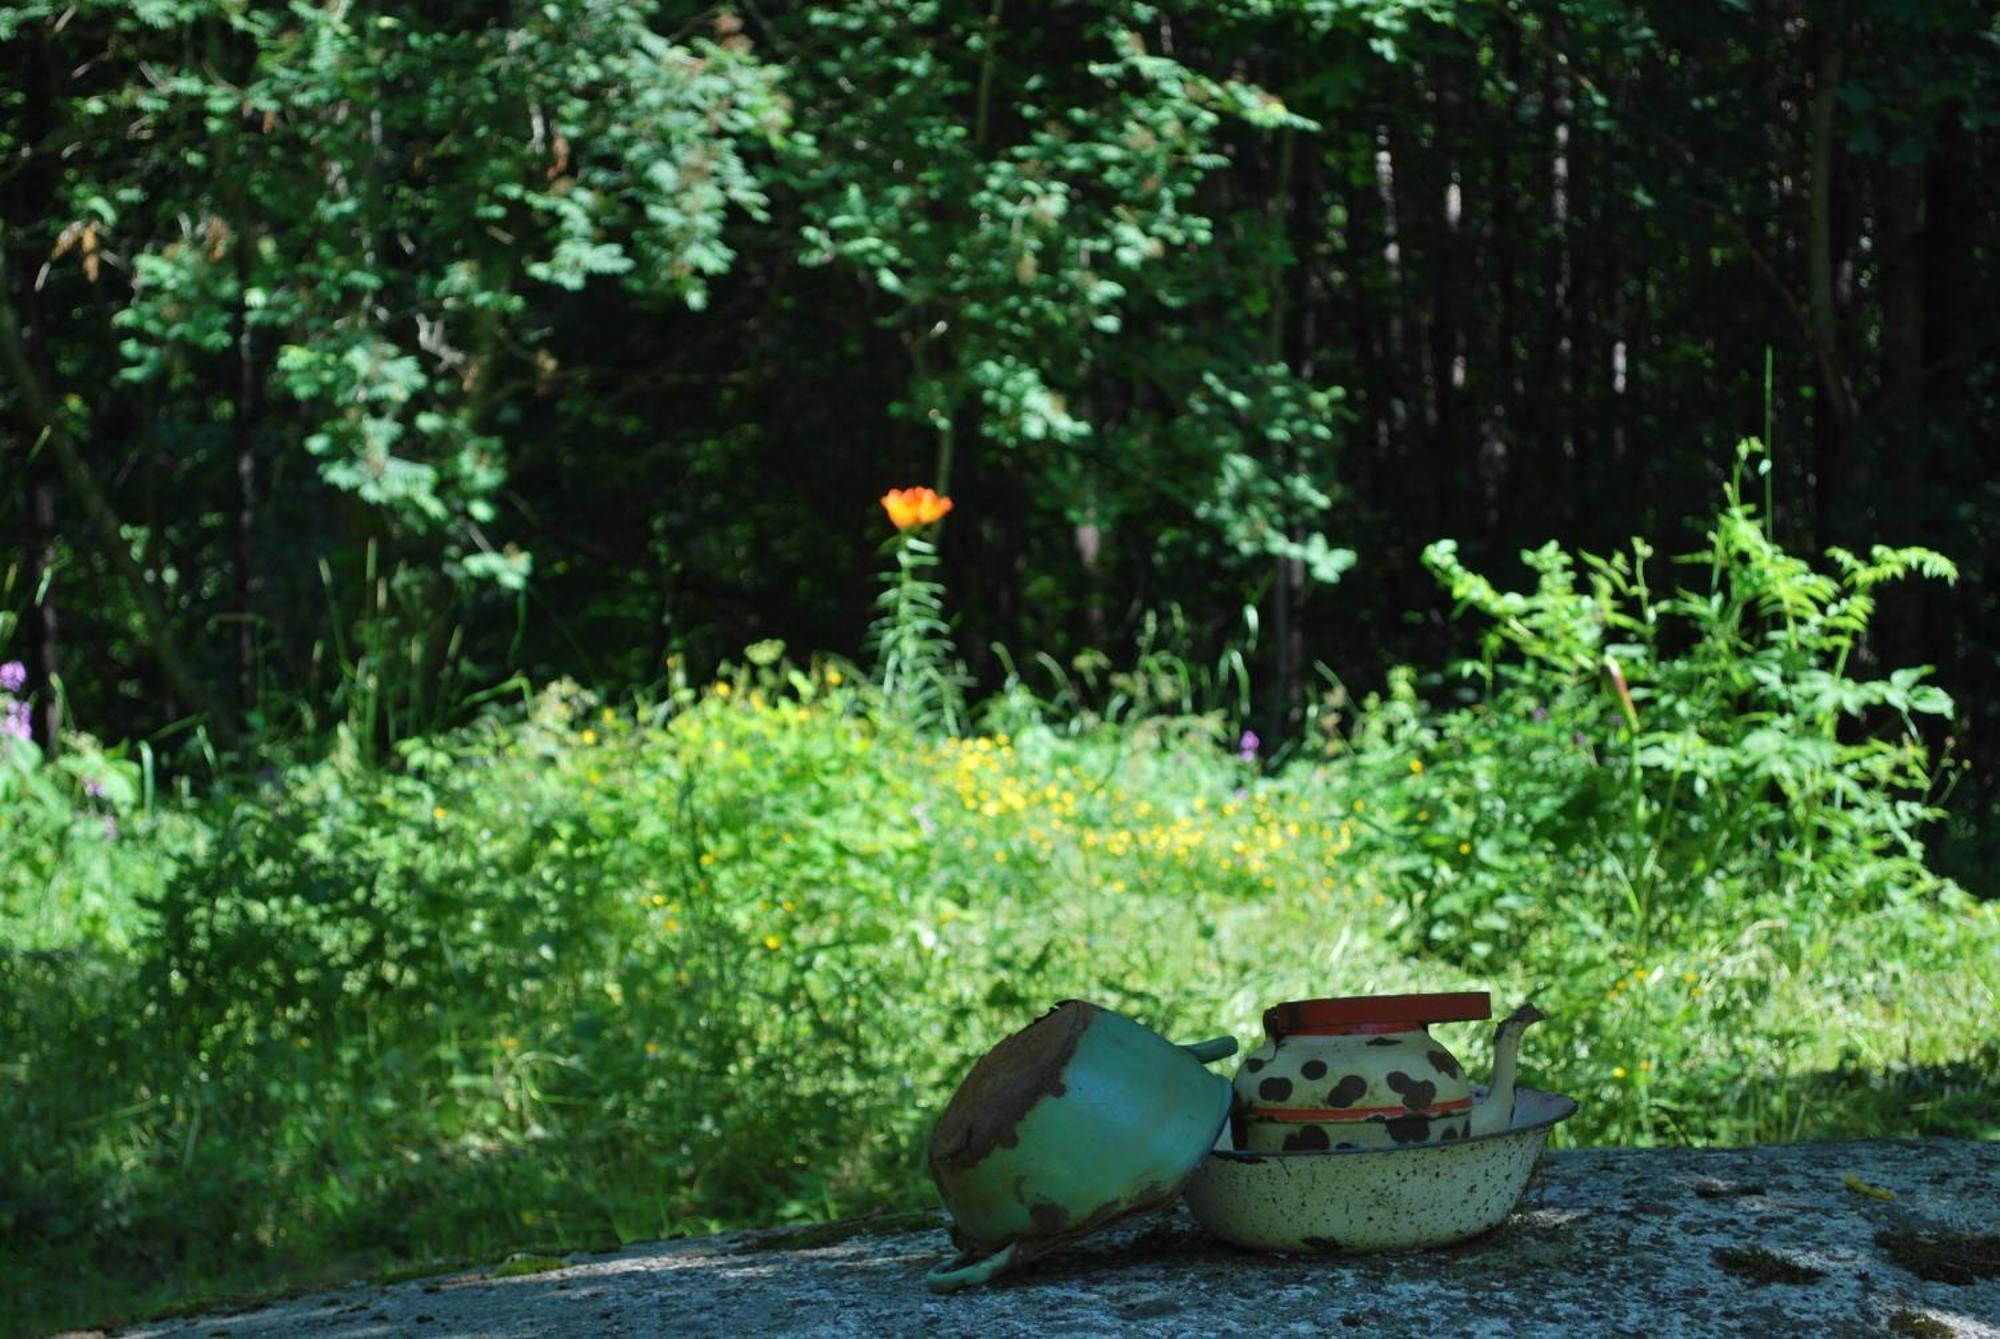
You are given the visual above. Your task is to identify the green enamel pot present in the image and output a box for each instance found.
[925,999,1237,1293]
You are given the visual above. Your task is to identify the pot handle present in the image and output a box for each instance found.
[924,1241,1020,1294]
[1180,1035,1238,1064]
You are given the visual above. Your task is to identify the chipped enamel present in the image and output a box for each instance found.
[924,1002,1237,1292]
[1186,1087,1578,1254]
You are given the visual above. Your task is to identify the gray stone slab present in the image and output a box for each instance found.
[109,1139,1999,1338]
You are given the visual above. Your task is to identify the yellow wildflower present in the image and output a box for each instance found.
[581,729,598,746]
[1612,1066,1628,1080]
[699,851,718,866]
[714,681,732,698]
[762,934,781,951]
[1458,841,1472,855]
[827,668,844,686]
[1353,799,1366,813]
[432,806,447,821]
[644,1041,659,1056]
[1409,759,1424,775]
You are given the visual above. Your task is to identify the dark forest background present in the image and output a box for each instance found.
[4,0,1997,885]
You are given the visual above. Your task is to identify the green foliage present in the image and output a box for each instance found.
[868,534,966,733]
[0,718,158,953]
[787,3,1351,585]
[1278,441,1984,1143]
[288,539,528,769]
[1340,440,1960,966]
[11,0,1999,877]
[4,648,1996,1332]
[0,672,1352,1329]
[17,0,787,569]
[4,1,2000,1330]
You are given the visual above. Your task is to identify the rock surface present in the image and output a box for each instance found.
[112,1139,1998,1338]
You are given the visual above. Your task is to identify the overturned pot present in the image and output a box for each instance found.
[925,1000,1236,1292]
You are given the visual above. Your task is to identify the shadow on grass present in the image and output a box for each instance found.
[1778,1048,2000,1142]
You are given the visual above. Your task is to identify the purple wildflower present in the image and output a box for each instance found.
[1237,730,1260,763]
[1530,706,1548,723]
[2,700,29,741]
[0,661,24,693]
[103,814,119,842]
[85,778,106,800]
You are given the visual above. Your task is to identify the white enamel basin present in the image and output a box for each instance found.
[1184,1087,1578,1254]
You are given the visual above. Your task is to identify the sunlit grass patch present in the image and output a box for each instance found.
[2,664,1995,1335]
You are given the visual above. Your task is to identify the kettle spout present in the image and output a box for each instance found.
[1467,1002,1546,1138]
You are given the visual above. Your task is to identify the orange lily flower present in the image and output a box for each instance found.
[881,486,954,531]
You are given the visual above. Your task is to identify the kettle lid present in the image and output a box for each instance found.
[1265,990,1491,1038]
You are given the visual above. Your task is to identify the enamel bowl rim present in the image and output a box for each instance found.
[1211,1086,1577,1161]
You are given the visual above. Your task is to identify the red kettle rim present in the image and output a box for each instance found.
[1264,991,1492,1037]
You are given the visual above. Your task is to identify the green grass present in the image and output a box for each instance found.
[2,672,1995,1336]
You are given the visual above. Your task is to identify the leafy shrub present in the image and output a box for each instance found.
[1337,440,1960,966]
[4,666,1404,1331]
[0,689,160,951]
[4,573,1995,1332]
[1282,441,1995,1147]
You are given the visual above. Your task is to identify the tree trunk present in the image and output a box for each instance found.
[234,238,261,716]
[1806,43,1856,546]
[1491,24,1522,409]
[1878,154,1926,502]
[1268,125,1301,737]
[29,463,62,752]
[0,225,243,753]
[1548,42,1574,465]
[1429,57,1472,531]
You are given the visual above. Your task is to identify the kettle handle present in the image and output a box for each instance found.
[924,1241,1020,1294]
[1180,1035,1238,1064]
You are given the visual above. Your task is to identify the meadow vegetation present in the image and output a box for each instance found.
[6,6,1999,1333]
[2,459,1993,1335]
